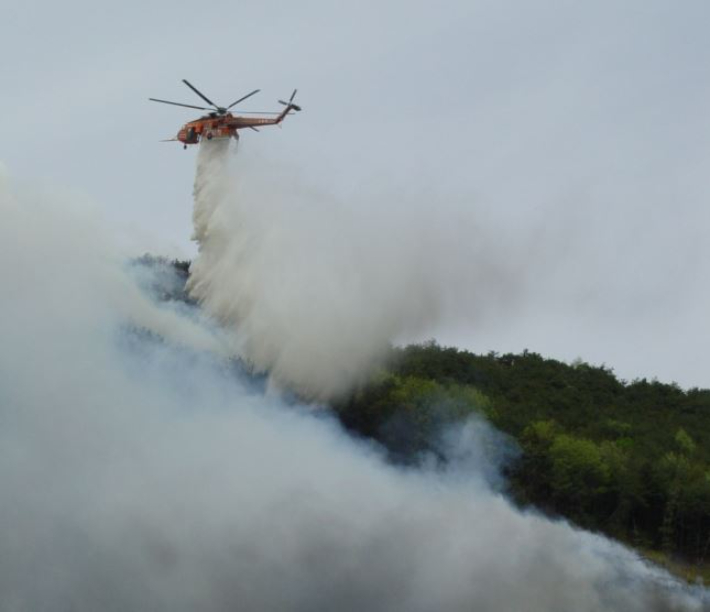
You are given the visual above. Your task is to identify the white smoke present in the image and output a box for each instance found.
[187,140,513,399]
[0,165,708,610]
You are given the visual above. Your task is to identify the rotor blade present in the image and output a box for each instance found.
[149,98,212,111]
[235,111,280,115]
[290,89,297,102]
[227,89,261,109]
[248,126,260,132]
[182,79,218,108]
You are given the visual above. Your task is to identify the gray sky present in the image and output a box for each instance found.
[2,0,709,388]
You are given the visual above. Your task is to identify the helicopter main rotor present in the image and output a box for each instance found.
[149,79,262,116]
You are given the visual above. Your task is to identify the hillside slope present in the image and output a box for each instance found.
[334,342,710,572]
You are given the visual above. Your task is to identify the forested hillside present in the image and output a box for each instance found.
[334,342,710,571]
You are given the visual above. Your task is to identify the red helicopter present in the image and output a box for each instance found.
[150,79,301,148]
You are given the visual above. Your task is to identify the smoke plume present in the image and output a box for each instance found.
[187,141,512,399]
[0,161,708,610]
[0,160,710,612]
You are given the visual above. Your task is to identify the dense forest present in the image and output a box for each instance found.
[333,342,710,575]
[161,258,710,577]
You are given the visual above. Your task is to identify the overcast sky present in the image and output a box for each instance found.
[2,0,709,388]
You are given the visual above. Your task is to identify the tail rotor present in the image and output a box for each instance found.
[278,89,302,112]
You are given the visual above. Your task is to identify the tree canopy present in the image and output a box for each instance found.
[333,342,710,566]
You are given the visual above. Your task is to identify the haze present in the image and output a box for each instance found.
[2,0,709,387]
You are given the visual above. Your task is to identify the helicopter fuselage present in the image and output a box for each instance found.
[176,108,294,147]
[177,114,235,145]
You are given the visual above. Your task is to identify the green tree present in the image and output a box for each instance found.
[548,434,610,518]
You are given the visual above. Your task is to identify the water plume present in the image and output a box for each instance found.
[187,140,505,399]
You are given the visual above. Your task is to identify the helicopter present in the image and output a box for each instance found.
[150,79,301,148]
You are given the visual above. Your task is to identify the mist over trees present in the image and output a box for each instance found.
[335,342,710,570]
